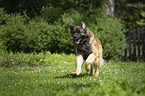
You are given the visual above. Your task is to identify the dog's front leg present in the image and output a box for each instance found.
[85,53,96,75]
[72,54,83,75]
[76,54,84,75]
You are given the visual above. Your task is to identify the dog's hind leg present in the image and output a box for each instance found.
[94,57,102,77]
[90,65,94,76]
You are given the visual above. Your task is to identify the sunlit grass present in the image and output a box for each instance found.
[0,53,145,96]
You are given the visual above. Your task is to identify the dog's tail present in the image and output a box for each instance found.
[100,58,105,66]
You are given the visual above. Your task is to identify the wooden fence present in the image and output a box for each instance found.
[121,25,145,61]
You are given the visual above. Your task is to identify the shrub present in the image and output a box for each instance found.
[40,6,63,23]
[0,11,75,53]
[0,8,10,25]
[0,8,10,55]
[0,52,46,67]
[0,12,30,52]
[0,51,75,67]
[0,8,126,60]
[0,30,6,56]
[59,9,127,60]
[0,13,50,53]
[61,9,83,25]
[85,9,127,60]
[136,11,145,25]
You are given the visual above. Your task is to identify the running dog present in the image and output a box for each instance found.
[67,21,104,77]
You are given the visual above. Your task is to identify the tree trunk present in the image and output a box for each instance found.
[103,0,115,18]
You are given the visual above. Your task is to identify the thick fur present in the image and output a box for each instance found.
[68,22,103,77]
[84,28,103,77]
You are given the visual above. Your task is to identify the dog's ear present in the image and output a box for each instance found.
[80,21,87,33]
[80,21,86,29]
[67,23,74,27]
[67,23,74,34]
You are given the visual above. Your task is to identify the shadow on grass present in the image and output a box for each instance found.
[55,73,90,78]
[54,73,99,91]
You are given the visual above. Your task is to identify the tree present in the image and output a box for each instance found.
[115,0,145,27]
[103,0,115,18]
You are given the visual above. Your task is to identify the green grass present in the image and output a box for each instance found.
[0,53,145,96]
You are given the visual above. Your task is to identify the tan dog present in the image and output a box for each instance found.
[67,21,104,77]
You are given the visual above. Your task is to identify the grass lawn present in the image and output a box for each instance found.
[0,58,145,96]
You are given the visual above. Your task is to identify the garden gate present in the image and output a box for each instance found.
[122,25,145,61]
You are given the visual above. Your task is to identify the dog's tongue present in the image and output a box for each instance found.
[75,39,81,44]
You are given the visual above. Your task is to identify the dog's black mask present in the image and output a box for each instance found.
[67,21,92,59]
[67,21,88,45]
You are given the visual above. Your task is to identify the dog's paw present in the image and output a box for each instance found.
[71,72,78,77]
[85,63,91,72]
[71,72,81,76]
[71,72,76,74]
[95,72,99,77]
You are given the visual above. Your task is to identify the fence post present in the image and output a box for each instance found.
[122,25,145,62]
[128,30,132,60]
[137,27,141,61]
[142,25,145,61]
[133,29,136,61]
[123,31,128,61]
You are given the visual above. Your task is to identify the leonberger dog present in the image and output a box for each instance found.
[67,21,104,77]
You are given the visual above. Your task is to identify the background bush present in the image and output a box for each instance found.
[0,8,9,55]
[40,6,63,23]
[0,8,126,60]
[59,9,127,60]
[86,9,127,60]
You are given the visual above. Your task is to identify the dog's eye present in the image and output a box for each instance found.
[73,29,81,33]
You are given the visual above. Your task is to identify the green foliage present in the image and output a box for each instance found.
[87,9,127,60]
[61,9,83,25]
[0,8,9,55]
[0,52,45,67]
[136,11,145,25]
[0,30,6,55]
[40,6,63,23]
[115,0,145,27]
[0,51,75,67]
[0,8,10,25]
[45,22,74,53]
[0,0,102,18]
[0,9,74,53]
[0,8,126,60]
[0,58,145,95]
[0,12,30,52]
[60,9,126,60]
[1,0,145,28]
[0,12,49,53]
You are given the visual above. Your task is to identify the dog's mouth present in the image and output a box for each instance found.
[72,37,82,44]
[75,38,82,44]
[73,35,88,45]
[72,35,83,44]
[72,33,87,45]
